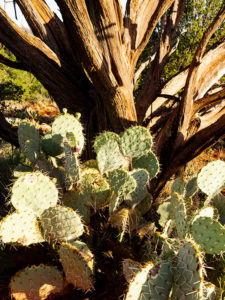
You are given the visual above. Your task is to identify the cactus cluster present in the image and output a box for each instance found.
[0,110,224,299]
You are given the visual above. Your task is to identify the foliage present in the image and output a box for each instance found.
[0,111,224,299]
[0,45,49,102]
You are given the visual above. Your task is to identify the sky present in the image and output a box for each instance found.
[0,0,127,27]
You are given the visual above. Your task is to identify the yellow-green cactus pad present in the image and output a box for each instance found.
[9,265,64,300]
[0,209,44,246]
[52,113,84,152]
[10,172,58,217]
[132,151,159,179]
[172,241,204,300]
[108,169,136,197]
[96,139,127,173]
[125,262,154,300]
[40,206,84,243]
[191,216,225,254]
[80,173,110,209]
[197,160,225,197]
[93,131,120,153]
[18,121,40,162]
[120,126,152,158]
[58,241,94,291]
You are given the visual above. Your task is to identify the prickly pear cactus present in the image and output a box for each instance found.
[197,160,225,197]
[18,121,40,162]
[9,265,64,300]
[58,241,94,291]
[80,172,110,209]
[39,206,84,243]
[41,132,63,157]
[52,112,85,153]
[93,131,120,153]
[10,172,58,216]
[125,169,149,208]
[191,216,225,254]
[96,139,127,173]
[0,209,44,246]
[120,126,152,158]
[108,169,136,197]
[172,241,204,300]
[64,141,80,190]
[125,262,154,300]
[132,151,159,179]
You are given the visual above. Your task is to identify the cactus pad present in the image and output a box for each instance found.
[96,139,127,173]
[141,261,173,300]
[64,141,80,189]
[212,193,225,225]
[185,177,198,198]
[52,113,84,152]
[125,262,154,300]
[108,169,136,196]
[93,131,120,153]
[175,196,187,239]
[120,126,152,158]
[10,265,64,300]
[0,209,44,246]
[41,133,63,157]
[125,169,149,208]
[80,173,110,209]
[11,172,58,216]
[63,190,90,224]
[132,151,159,179]
[172,241,204,300]
[191,216,225,254]
[197,160,225,197]
[40,206,84,243]
[58,241,94,291]
[18,121,40,162]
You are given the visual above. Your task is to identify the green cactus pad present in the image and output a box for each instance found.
[212,193,225,225]
[80,173,110,209]
[18,121,40,162]
[120,126,152,158]
[0,209,44,246]
[172,241,204,300]
[11,172,58,216]
[169,178,185,220]
[185,177,198,198]
[96,139,127,173]
[62,190,90,224]
[191,216,225,254]
[40,206,84,243]
[141,261,173,300]
[52,113,84,152]
[197,160,225,197]
[41,133,63,157]
[108,169,137,197]
[10,265,64,300]
[123,259,141,282]
[157,201,171,227]
[125,262,154,300]
[108,192,121,215]
[58,241,94,291]
[132,151,159,179]
[175,196,188,239]
[93,131,120,153]
[125,169,149,208]
[64,142,80,189]
[172,177,185,195]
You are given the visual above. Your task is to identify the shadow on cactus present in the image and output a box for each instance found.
[0,110,224,299]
